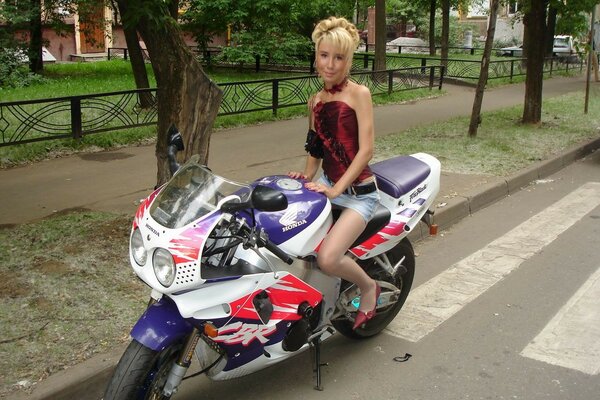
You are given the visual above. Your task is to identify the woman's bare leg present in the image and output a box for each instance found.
[317,208,378,312]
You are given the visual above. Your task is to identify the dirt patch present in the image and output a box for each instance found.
[0,272,30,299]
[0,210,148,398]
[39,260,70,275]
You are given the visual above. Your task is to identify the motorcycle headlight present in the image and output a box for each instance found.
[130,229,147,266]
[153,248,176,287]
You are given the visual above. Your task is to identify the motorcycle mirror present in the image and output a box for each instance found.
[167,125,184,151]
[167,125,185,176]
[251,185,288,212]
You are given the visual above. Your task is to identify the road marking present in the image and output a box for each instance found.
[520,266,600,375]
[386,182,600,342]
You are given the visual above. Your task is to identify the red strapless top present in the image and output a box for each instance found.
[313,101,373,184]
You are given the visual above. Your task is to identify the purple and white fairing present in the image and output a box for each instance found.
[247,176,332,257]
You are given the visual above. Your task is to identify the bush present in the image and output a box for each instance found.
[0,48,48,89]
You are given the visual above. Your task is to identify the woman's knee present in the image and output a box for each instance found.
[317,251,340,274]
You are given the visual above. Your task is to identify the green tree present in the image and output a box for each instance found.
[545,0,597,56]
[374,0,387,70]
[117,0,222,185]
[0,0,74,74]
[114,0,153,108]
[469,0,500,137]
[519,0,597,124]
[522,0,548,124]
[183,0,355,65]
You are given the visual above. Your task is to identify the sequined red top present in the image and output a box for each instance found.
[312,101,373,184]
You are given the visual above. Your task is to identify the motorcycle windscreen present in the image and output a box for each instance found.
[149,155,251,229]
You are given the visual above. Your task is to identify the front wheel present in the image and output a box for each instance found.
[333,239,415,339]
[104,340,183,400]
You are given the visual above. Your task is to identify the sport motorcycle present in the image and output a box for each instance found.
[104,129,441,399]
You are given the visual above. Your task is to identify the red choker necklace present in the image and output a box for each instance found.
[323,77,348,94]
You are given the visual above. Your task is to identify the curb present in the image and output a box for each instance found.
[409,135,600,242]
[11,136,600,400]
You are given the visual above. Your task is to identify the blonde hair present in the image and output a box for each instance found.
[312,17,360,70]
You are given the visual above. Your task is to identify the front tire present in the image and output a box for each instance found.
[333,239,415,339]
[104,340,183,400]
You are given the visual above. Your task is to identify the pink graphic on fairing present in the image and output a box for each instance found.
[268,274,322,320]
[350,218,406,257]
[229,274,323,322]
[168,215,217,264]
[133,188,162,230]
[213,322,278,346]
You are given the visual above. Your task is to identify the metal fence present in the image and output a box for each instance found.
[365,44,485,55]
[0,65,443,147]
[354,53,585,81]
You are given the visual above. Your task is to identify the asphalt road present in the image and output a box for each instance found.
[166,151,600,399]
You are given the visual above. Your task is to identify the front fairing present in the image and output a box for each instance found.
[130,156,250,294]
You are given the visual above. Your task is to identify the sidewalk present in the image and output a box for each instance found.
[0,75,591,226]
[4,75,600,400]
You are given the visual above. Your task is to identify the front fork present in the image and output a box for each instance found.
[141,293,202,397]
[162,327,201,397]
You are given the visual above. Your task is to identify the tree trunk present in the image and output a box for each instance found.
[545,6,557,57]
[522,0,547,125]
[126,1,223,186]
[28,0,43,74]
[374,0,387,72]
[441,0,449,67]
[167,1,179,19]
[468,0,499,138]
[115,0,153,109]
[429,0,436,56]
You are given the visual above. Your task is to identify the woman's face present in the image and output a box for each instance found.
[316,40,349,88]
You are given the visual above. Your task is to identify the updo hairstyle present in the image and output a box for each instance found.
[312,17,360,70]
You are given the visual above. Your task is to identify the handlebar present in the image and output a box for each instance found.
[264,238,294,265]
[236,220,294,266]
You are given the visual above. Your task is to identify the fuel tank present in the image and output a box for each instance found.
[247,176,332,257]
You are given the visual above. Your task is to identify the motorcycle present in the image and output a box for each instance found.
[104,128,441,399]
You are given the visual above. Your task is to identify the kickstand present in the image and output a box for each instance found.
[310,337,328,391]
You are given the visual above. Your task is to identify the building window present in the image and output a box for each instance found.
[508,2,518,15]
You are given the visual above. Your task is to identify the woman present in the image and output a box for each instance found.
[288,16,380,330]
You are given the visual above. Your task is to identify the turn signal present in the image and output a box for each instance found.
[204,323,219,338]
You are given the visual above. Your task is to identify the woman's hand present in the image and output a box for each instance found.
[304,181,339,199]
[288,171,308,180]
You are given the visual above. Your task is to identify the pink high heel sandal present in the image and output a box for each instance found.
[352,283,381,330]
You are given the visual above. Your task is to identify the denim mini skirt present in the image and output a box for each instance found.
[318,175,380,224]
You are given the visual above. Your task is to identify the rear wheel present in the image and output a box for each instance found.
[103,340,183,400]
[333,239,415,339]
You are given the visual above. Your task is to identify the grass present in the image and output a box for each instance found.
[0,60,306,102]
[1,84,599,397]
[375,90,600,176]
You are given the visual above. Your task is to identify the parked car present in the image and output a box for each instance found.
[552,35,579,62]
[498,35,579,62]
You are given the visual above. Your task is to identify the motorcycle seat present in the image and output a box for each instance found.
[332,203,391,249]
[371,156,431,199]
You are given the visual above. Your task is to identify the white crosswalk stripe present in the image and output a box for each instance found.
[520,265,600,375]
[385,182,600,344]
